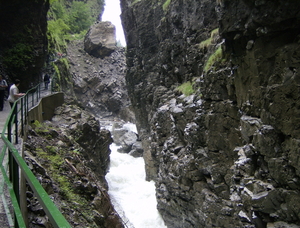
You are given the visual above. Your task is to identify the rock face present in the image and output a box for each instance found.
[67,39,134,122]
[0,0,48,89]
[25,104,124,228]
[84,21,117,58]
[121,0,300,227]
[112,124,143,157]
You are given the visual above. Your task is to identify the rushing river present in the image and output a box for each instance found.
[106,123,167,228]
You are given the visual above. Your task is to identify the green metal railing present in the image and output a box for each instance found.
[0,83,71,228]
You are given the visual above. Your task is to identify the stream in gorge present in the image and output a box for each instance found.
[103,1,166,226]
[105,123,167,228]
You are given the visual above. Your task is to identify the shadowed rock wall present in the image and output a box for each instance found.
[0,0,49,89]
[121,0,300,227]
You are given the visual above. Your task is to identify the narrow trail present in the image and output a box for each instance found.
[0,84,51,227]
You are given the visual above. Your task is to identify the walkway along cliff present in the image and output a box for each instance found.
[120,0,300,227]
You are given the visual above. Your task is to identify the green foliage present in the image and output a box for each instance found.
[36,148,47,157]
[47,2,68,56]
[211,28,219,38]
[177,81,194,96]
[32,120,42,128]
[2,43,34,70]
[56,175,76,200]
[45,146,58,155]
[50,0,67,20]
[48,0,92,43]
[34,137,91,216]
[199,28,219,50]
[199,37,212,50]
[32,120,51,134]
[48,19,70,45]
[47,0,104,58]
[132,0,142,5]
[72,149,81,154]
[68,1,93,34]
[51,154,64,168]
[204,46,223,72]
[60,57,69,69]
[46,0,104,94]
[163,0,171,11]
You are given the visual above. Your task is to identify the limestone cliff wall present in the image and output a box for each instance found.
[121,0,300,227]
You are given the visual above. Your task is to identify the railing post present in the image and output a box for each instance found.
[20,99,24,137]
[8,149,20,228]
[15,103,18,145]
[7,116,12,143]
[12,154,20,228]
[36,85,39,105]
[24,95,28,132]
[1,83,71,228]
[7,112,20,228]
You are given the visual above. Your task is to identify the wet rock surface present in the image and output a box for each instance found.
[121,0,300,227]
[24,104,125,228]
[112,124,143,157]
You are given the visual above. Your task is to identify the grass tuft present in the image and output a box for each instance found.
[132,0,142,5]
[163,0,171,11]
[177,81,194,96]
[199,28,219,50]
[203,46,223,72]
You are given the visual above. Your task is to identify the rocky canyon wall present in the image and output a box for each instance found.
[25,104,125,227]
[121,0,300,227]
[0,0,48,89]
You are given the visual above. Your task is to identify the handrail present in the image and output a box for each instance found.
[0,83,71,228]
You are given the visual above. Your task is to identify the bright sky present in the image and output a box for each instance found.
[102,0,126,46]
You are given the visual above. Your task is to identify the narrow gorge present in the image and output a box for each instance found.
[0,0,300,227]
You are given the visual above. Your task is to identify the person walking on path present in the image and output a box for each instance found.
[8,79,25,106]
[7,79,25,119]
[43,73,50,90]
[0,75,8,111]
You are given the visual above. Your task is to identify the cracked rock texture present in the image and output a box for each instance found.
[84,21,117,58]
[67,39,133,122]
[121,0,300,227]
[25,104,125,228]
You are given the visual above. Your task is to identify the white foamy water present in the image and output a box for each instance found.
[106,123,167,228]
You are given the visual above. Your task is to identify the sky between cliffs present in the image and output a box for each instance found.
[102,0,126,46]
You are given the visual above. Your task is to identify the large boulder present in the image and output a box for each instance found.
[67,39,134,121]
[84,21,117,58]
